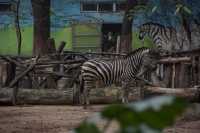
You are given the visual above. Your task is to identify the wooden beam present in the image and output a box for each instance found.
[158,57,191,64]
[172,63,176,88]
[37,59,85,65]
[1,56,26,68]
[9,56,39,88]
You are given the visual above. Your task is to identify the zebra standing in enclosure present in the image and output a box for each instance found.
[80,47,160,108]
[138,22,190,52]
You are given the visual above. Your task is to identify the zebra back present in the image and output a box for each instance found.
[81,47,157,86]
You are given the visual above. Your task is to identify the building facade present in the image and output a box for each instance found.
[0,0,200,55]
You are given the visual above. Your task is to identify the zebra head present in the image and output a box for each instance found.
[136,47,161,77]
[138,24,149,41]
[138,22,175,55]
[126,47,161,77]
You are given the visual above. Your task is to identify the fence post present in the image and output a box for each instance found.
[172,63,176,88]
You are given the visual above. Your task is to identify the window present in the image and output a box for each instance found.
[98,3,113,12]
[0,2,12,12]
[116,3,126,12]
[80,2,125,13]
[81,3,97,11]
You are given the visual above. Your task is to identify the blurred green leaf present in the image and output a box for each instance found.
[75,122,101,133]
[175,3,192,16]
[183,6,192,14]
[151,6,158,13]
[101,96,187,132]
[76,96,187,133]
[175,6,182,15]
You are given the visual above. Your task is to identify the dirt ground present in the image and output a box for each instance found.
[0,105,200,133]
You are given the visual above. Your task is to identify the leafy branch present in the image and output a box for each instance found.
[75,96,188,133]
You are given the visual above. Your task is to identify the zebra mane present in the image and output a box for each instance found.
[125,47,149,58]
[140,22,176,30]
[141,22,166,28]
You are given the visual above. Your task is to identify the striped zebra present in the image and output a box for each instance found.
[80,47,160,108]
[138,22,190,52]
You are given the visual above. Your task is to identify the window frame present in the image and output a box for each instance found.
[80,2,98,12]
[80,2,125,13]
[0,2,12,12]
[98,2,114,13]
[115,2,126,12]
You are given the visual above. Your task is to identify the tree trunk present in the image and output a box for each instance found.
[120,15,133,53]
[119,0,148,53]
[31,0,50,56]
[14,0,22,55]
[119,0,138,53]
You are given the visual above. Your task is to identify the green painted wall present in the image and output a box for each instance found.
[132,32,154,49]
[0,26,153,55]
[71,23,101,52]
[0,26,73,55]
[0,27,21,55]
[51,27,72,50]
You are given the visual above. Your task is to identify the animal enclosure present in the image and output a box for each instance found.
[0,46,200,105]
[157,48,200,88]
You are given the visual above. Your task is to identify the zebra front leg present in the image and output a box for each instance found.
[121,82,129,104]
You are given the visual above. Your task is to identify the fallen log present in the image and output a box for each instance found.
[0,88,120,105]
[144,86,200,102]
[0,88,13,105]
[0,86,199,105]
[0,88,74,105]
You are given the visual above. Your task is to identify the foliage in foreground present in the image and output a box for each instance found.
[75,96,188,133]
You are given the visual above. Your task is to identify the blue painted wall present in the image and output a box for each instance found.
[0,0,200,55]
[0,0,200,30]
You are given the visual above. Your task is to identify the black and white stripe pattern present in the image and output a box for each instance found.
[80,47,159,107]
[138,22,189,52]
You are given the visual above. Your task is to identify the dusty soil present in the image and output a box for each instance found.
[0,105,200,133]
[0,105,103,133]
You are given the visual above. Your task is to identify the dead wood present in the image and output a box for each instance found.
[36,70,73,78]
[9,56,40,88]
[37,59,85,65]
[57,41,66,54]
[1,56,26,68]
[144,86,200,101]
[158,57,191,64]
[0,88,73,105]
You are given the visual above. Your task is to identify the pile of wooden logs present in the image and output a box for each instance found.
[0,45,200,105]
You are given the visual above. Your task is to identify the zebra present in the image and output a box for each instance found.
[80,47,160,108]
[138,22,190,52]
